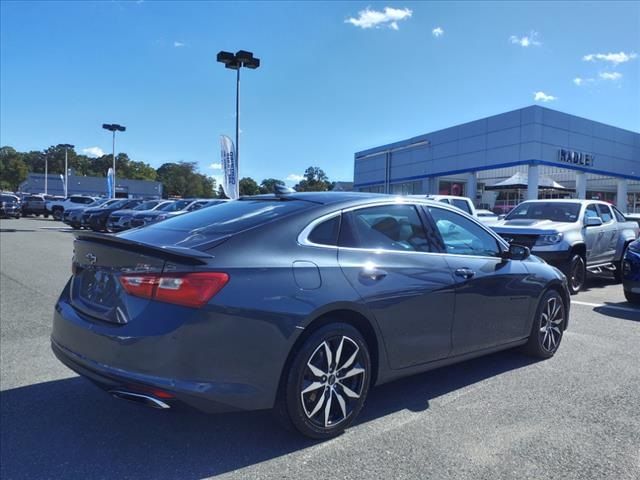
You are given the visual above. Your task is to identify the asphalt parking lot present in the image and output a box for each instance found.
[1,216,639,480]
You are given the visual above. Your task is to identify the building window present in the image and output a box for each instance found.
[390,181,422,195]
[360,185,384,193]
[438,180,465,196]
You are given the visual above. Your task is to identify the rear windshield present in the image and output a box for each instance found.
[145,199,312,235]
[505,202,580,222]
[158,200,190,212]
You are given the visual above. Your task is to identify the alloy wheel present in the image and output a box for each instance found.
[539,296,564,353]
[300,335,366,429]
[570,256,585,292]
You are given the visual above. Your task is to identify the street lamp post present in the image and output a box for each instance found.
[58,144,74,197]
[102,124,126,198]
[216,50,260,181]
[44,153,48,195]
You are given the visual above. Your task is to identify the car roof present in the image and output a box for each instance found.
[519,199,611,205]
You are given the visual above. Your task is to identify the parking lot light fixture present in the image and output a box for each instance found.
[102,124,126,198]
[58,144,74,197]
[216,50,260,180]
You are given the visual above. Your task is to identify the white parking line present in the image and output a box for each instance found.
[572,300,640,314]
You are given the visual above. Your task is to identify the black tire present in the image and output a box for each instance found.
[52,208,63,221]
[44,213,49,218]
[523,289,567,359]
[276,322,371,440]
[562,253,586,295]
[624,290,640,304]
[614,244,630,283]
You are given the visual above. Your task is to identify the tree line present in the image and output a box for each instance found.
[0,145,336,198]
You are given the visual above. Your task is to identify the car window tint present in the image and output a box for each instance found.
[597,204,613,223]
[339,204,433,252]
[585,204,600,220]
[428,206,500,257]
[451,199,472,214]
[308,215,340,246]
[438,199,450,204]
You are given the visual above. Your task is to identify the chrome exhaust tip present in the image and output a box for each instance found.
[109,390,171,409]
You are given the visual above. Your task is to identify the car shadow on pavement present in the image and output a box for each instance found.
[594,302,640,321]
[581,275,618,292]
[0,350,536,479]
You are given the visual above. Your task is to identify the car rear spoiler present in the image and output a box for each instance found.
[74,231,221,265]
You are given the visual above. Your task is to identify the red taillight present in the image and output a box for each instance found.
[119,272,229,308]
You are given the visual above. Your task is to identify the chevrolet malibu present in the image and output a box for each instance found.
[52,192,570,439]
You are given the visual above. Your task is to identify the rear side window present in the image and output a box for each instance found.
[308,215,340,246]
[339,204,434,252]
[144,199,313,235]
[451,199,472,215]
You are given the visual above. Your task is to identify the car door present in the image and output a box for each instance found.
[583,203,606,264]
[596,204,618,263]
[337,203,456,369]
[424,205,536,355]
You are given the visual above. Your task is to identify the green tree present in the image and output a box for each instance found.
[294,166,333,192]
[239,177,260,196]
[0,147,29,191]
[156,162,216,198]
[259,178,285,194]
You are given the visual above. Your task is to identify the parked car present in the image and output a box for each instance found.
[106,200,172,232]
[129,199,191,227]
[46,195,98,220]
[490,200,639,294]
[0,193,21,219]
[622,238,640,304]
[409,195,478,217]
[52,192,570,439]
[21,194,49,217]
[62,199,120,229]
[83,199,142,232]
[155,199,229,221]
[476,209,500,222]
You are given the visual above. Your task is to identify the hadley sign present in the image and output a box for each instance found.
[558,149,594,167]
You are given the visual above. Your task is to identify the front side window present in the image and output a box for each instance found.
[451,199,473,215]
[597,204,613,223]
[339,204,434,252]
[428,206,501,257]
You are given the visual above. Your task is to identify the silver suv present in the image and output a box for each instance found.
[490,200,639,294]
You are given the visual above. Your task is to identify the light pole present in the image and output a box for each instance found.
[58,144,74,197]
[216,50,260,180]
[44,153,48,195]
[102,123,126,198]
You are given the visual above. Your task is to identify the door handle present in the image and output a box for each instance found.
[454,268,475,279]
[359,268,387,281]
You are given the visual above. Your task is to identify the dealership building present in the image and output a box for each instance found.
[353,106,640,213]
[20,173,163,199]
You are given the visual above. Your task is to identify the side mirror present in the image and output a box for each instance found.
[498,214,506,220]
[584,216,603,227]
[502,244,530,261]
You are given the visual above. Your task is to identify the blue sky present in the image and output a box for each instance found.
[1,1,638,185]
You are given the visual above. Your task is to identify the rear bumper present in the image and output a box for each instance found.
[51,289,290,413]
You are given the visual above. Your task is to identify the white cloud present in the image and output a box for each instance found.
[82,147,105,157]
[583,51,637,65]
[173,41,186,48]
[533,91,557,102]
[345,7,412,30]
[599,71,622,81]
[286,174,304,182]
[573,77,584,86]
[209,162,222,170]
[509,31,541,47]
[432,27,444,38]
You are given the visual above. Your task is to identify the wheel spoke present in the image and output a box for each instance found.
[339,367,365,380]
[551,326,561,335]
[324,389,334,427]
[339,382,360,399]
[301,381,324,395]
[307,361,325,378]
[539,325,547,333]
[334,389,347,420]
[307,389,326,418]
[322,341,333,371]
[341,347,359,371]
[334,337,344,369]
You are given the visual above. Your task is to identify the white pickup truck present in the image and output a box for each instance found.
[408,195,493,220]
[46,195,98,220]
